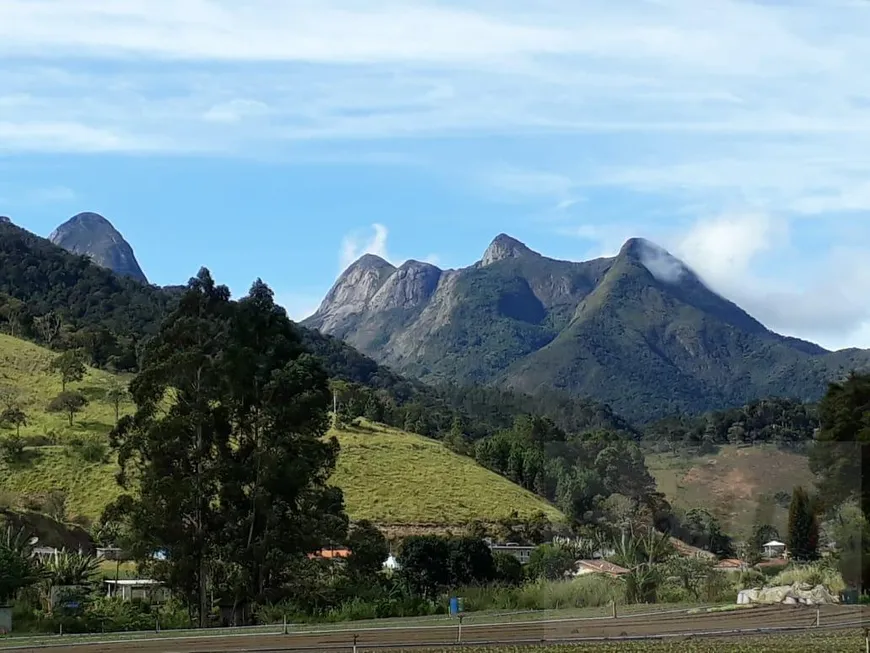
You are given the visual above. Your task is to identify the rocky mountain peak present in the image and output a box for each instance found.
[49,212,148,284]
[481,233,534,266]
[351,253,393,271]
[0,216,11,224]
[618,237,690,284]
[308,254,397,333]
[369,259,443,312]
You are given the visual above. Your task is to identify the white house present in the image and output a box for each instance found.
[763,540,787,559]
[96,547,123,561]
[488,542,536,565]
[104,579,169,603]
[383,554,400,571]
[31,546,59,562]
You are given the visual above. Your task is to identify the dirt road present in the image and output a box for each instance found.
[4,605,867,652]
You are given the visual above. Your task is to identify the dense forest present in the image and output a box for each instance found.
[644,397,820,453]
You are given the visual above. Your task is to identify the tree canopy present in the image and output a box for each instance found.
[107,270,347,624]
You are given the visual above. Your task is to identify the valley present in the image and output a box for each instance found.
[0,212,866,640]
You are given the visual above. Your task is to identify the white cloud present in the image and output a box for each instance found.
[557,212,870,349]
[4,0,870,152]
[3,0,870,348]
[340,223,390,270]
[0,121,163,153]
[202,99,269,123]
[674,213,783,283]
[0,185,77,205]
[337,224,443,274]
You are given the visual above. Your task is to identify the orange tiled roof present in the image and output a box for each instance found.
[307,548,352,560]
[576,559,630,576]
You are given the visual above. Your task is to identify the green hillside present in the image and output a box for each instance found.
[647,445,815,539]
[332,422,563,525]
[0,333,562,528]
[305,235,870,421]
[0,333,129,439]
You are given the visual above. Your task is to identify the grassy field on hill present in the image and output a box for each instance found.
[0,334,563,529]
[0,333,130,439]
[332,422,563,525]
[647,445,814,539]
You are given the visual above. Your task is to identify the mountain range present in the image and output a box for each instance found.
[304,234,870,420]
[6,211,868,421]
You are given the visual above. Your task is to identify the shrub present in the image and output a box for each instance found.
[0,435,25,462]
[67,439,109,464]
[457,576,624,612]
[769,563,845,594]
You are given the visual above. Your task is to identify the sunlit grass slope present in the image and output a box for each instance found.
[0,334,563,527]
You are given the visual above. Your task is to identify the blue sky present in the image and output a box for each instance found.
[2,0,870,349]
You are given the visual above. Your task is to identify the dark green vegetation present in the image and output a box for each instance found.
[107,270,348,626]
[0,219,170,371]
[0,218,629,445]
[306,235,870,421]
[810,371,870,591]
[644,396,819,453]
[787,486,820,562]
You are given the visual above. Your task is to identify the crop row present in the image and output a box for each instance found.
[387,629,868,653]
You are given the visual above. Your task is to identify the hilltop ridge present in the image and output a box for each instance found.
[305,233,870,420]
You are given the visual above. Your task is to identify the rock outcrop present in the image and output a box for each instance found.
[49,212,147,283]
[737,583,839,605]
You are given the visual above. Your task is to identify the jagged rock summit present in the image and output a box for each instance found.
[49,212,148,284]
[305,232,870,420]
[481,233,535,266]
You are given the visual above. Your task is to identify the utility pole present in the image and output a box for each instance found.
[333,391,337,429]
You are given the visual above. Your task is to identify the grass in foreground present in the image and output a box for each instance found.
[0,604,722,647]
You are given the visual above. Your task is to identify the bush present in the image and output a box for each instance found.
[526,544,575,581]
[67,439,109,464]
[11,596,192,634]
[734,569,766,589]
[769,563,846,594]
[493,552,523,586]
[457,576,624,612]
[0,435,25,462]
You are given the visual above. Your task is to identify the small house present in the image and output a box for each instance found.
[488,543,536,565]
[96,547,124,561]
[383,554,400,571]
[104,579,169,603]
[31,546,59,562]
[763,540,787,559]
[307,547,351,563]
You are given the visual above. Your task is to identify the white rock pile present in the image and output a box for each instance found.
[737,582,839,605]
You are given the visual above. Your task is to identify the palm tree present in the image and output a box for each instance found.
[0,527,43,605]
[38,548,99,612]
[610,526,674,604]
